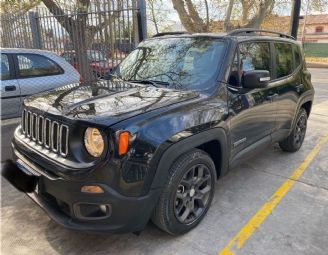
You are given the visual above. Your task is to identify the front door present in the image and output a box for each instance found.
[227,41,277,158]
[1,53,21,119]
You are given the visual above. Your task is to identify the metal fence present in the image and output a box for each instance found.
[1,0,147,82]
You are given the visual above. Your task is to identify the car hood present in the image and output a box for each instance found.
[24,80,200,126]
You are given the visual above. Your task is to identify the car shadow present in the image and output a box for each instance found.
[43,220,180,255]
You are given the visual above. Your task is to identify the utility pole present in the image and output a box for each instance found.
[290,0,302,39]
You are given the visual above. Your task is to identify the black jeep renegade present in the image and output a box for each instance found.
[3,29,314,235]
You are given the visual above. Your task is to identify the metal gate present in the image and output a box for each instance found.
[1,0,147,82]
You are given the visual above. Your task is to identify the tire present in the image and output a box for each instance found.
[279,107,308,152]
[151,149,216,235]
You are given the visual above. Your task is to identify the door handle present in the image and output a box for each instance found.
[267,93,278,101]
[5,85,16,92]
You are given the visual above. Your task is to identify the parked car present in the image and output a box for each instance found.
[3,29,314,235]
[61,50,117,79]
[1,48,80,119]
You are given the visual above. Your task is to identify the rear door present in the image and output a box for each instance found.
[14,53,68,98]
[1,53,21,118]
[228,41,277,157]
[270,42,299,134]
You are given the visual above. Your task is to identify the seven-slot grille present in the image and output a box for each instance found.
[21,109,69,157]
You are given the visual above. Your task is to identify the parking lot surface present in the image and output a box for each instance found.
[1,68,328,255]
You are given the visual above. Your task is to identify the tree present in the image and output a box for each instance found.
[172,0,275,32]
[0,0,40,14]
[42,0,97,82]
[173,0,328,33]
[0,0,41,47]
[147,0,173,34]
[41,0,124,82]
[172,0,210,32]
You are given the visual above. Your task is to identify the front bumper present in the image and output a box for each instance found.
[2,157,161,234]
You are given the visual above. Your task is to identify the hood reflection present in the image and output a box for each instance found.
[24,80,200,122]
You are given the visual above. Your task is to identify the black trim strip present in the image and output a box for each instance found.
[1,94,28,100]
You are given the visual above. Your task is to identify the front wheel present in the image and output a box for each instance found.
[151,149,216,235]
[279,107,308,152]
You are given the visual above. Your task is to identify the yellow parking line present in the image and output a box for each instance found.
[219,133,328,255]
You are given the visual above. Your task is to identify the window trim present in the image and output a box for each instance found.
[292,44,302,70]
[227,49,241,87]
[13,53,64,79]
[228,40,273,88]
[1,53,16,81]
[228,40,303,87]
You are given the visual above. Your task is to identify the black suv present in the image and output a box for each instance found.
[3,29,314,235]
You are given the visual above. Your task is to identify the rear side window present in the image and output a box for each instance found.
[1,54,11,80]
[274,43,293,78]
[239,42,271,73]
[17,54,63,78]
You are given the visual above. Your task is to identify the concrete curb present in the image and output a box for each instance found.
[306,62,328,68]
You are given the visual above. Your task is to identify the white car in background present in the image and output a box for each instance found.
[1,48,80,119]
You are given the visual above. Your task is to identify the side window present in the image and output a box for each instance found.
[293,45,302,68]
[239,42,271,73]
[17,54,63,78]
[1,54,11,80]
[274,43,293,78]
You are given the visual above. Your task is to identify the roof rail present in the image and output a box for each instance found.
[152,31,188,38]
[227,29,295,40]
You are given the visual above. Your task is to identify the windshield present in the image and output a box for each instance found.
[113,37,226,90]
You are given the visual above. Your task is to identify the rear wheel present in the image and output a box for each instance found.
[279,107,307,152]
[152,149,216,235]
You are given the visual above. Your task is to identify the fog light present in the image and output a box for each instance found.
[81,185,104,194]
[74,203,111,219]
[100,204,107,213]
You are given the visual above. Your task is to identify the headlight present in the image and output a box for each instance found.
[84,128,104,157]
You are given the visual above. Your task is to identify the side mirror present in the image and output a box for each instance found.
[242,70,270,89]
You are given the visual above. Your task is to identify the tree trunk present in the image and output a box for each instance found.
[172,0,207,32]
[243,0,275,29]
[150,0,159,34]
[224,0,234,32]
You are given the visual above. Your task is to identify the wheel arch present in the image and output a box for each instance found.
[150,128,229,190]
[291,91,314,130]
[301,100,312,117]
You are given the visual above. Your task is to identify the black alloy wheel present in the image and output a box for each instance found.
[174,164,212,224]
[293,112,307,148]
[151,149,216,235]
[279,107,308,152]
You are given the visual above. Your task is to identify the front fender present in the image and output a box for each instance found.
[148,128,229,191]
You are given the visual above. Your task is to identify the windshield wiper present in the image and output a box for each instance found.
[126,79,168,88]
